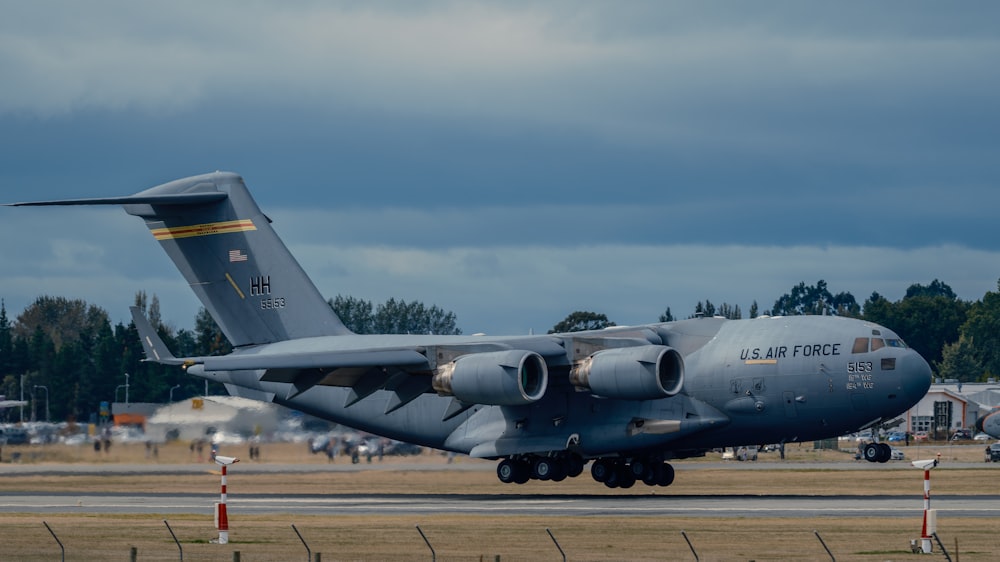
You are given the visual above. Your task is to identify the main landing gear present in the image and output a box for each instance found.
[590,458,675,489]
[495,454,676,488]
[862,442,892,463]
[496,454,585,484]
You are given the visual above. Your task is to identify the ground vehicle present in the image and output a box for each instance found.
[913,431,929,441]
[890,447,905,461]
[722,446,758,461]
[0,426,29,445]
[974,432,991,440]
[986,443,1000,462]
[951,429,972,441]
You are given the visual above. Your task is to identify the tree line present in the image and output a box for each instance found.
[548,279,1000,383]
[2,278,1000,423]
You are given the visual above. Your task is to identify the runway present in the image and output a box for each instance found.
[3,491,999,518]
[3,457,998,519]
[0,459,991,476]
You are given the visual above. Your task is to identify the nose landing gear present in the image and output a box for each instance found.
[862,441,892,463]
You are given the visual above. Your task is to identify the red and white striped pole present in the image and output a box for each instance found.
[214,455,239,545]
[913,454,940,554]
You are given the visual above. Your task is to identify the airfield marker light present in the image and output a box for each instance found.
[911,454,940,554]
[213,455,239,544]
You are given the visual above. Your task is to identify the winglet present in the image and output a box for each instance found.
[130,306,189,366]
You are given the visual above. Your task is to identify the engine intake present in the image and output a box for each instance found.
[432,350,548,406]
[570,345,684,400]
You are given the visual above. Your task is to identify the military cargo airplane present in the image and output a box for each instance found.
[6,172,932,487]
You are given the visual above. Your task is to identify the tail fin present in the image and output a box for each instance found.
[10,172,351,345]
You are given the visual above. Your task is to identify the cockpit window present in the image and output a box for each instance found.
[853,336,907,353]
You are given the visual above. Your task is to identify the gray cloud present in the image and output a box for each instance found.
[1,3,997,334]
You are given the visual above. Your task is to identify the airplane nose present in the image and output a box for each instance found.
[899,351,932,404]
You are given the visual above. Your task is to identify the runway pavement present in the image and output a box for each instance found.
[3,459,997,519]
[2,490,998,518]
[0,459,991,476]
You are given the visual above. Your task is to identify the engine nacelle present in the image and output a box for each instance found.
[432,350,548,406]
[570,345,684,400]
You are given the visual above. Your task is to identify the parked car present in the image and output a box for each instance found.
[974,432,991,441]
[986,443,1000,463]
[890,447,905,461]
[720,446,758,461]
[0,426,29,445]
[951,429,972,441]
[913,431,929,442]
[886,432,906,442]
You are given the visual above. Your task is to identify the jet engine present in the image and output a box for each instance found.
[432,350,548,406]
[570,345,684,400]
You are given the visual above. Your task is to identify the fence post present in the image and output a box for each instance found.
[546,528,566,562]
[43,521,65,562]
[680,530,698,562]
[416,525,436,561]
[292,524,312,562]
[164,519,183,561]
[813,530,835,562]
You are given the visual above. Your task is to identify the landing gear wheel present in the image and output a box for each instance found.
[532,457,555,480]
[630,458,648,478]
[497,459,517,484]
[591,459,613,483]
[550,461,568,482]
[603,466,621,488]
[642,464,660,486]
[513,460,531,484]
[565,455,584,478]
[863,442,880,463]
[657,462,675,487]
[617,465,636,489]
[877,442,892,463]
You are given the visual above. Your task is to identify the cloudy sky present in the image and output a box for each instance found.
[1,2,999,335]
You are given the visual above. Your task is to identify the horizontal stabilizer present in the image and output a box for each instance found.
[4,192,228,207]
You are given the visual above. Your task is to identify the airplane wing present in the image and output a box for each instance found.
[202,348,430,371]
[132,305,430,370]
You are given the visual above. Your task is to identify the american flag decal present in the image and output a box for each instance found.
[229,249,248,262]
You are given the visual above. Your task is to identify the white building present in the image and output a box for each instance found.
[145,395,281,443]
[905,382,1000,437]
